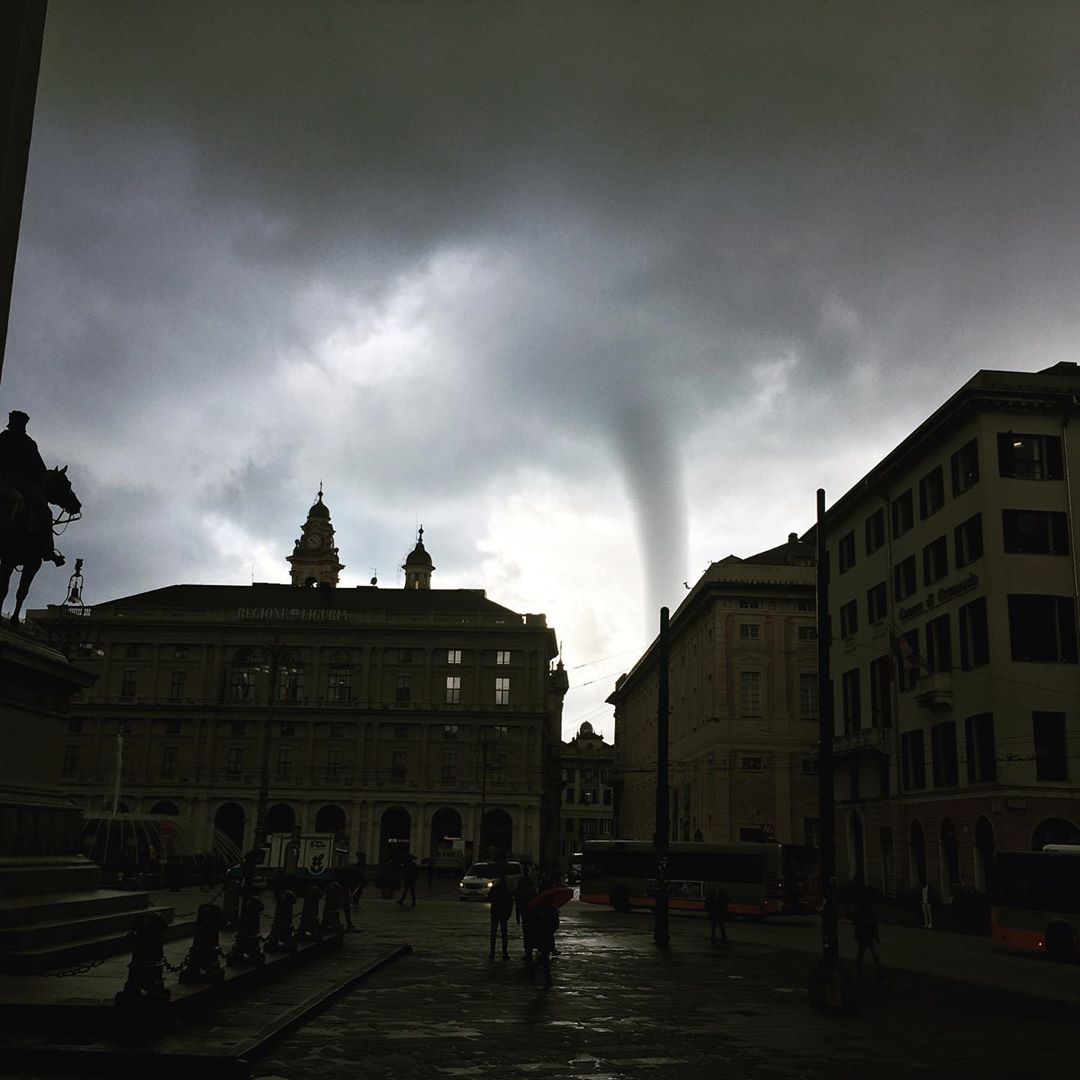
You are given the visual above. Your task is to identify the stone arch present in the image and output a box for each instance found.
[481,808,513,860]
[1031,816,1080,850]
[973,816,996,893]
[909,818,927,888]
[379,806,411,863]
[149,799,180,816]
[266,803,297,834]
[430,806,463,860]
[315,803,347,834]
[847,811,865,884]
[214,802,246,849]
[940,817,961,897]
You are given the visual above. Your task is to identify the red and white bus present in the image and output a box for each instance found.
[579,839,815,915]
[992,845,1080,962]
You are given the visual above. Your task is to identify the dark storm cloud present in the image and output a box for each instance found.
[7,0,1080,628]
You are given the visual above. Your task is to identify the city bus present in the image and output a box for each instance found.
[992,845,1080,962]
[579,839,815,915]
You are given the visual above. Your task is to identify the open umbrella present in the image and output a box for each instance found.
[527,885,574,910]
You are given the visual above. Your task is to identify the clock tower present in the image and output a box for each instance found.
[287,488,345,587]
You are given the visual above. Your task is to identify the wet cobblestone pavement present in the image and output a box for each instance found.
[253,893,1080,1080]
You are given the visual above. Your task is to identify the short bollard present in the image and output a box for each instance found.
[115,911,171,1012]
[265,890,298,954]
[226,894,265,967]
[221,878,241,930]
[321,881,345,934]
[179,903,226,983]
[296,886,323,943]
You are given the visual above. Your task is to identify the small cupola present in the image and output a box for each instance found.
[402,526,435,590]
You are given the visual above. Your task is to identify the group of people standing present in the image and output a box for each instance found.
[488,871,560,988]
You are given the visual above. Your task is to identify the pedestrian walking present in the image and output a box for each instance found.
[488,874,514,960]
[705,887,729,945]
[350,850,367,907]
[526,893,559,988]
[397,854,419,907]
[920,883,934,929]
[516,872,538,960]
[853,893,883,980]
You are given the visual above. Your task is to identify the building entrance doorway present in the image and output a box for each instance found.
[379,806,411,863]
[480,808,512,860]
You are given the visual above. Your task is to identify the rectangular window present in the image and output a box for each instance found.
[580,787,597,804]
[964,713,997,783]
[1002,509,1070,555]
[492,724,509,738]
[600,818,613,834]
[603,789,613,805]
[447,649,462,665]
[838,531,856,574]
[326,747,343,780]
[276,747,291,780]
[892,490,914,538]
[950,438,979,495]
[494,677,510,705]
[739,671,762,716]
[801,757,819,776]
[67,717,84,733]
[931,722,958,786]
[1008,595,1079,662]
[496,650,511,665]
[327,671,353,702]
[954,513,984,567]
[1033,712,1068,781]
[441,750,457,782]
[919,465,945,519]
[998,432,1064,480]
[798,625,817,641]
[329,723,345,739]
[161,746,177,777]
[738,598,760,609]
[165,718,181,734]
[61,745,79,777]
[804,818,821,849]
[446,675,462,703]
[893,555,917,601]
[865,508,886,554]
[121,670,136,698]
[279,722,296,737]
[174,645,190,660]
[226,747,243,776]
[959,597,989,669]
[562,767,575,783]
[399,648,413,663]
[125,645,140,659]
[867,581,888,624]
[741,756,764,771]
[901,730,926,790]
[394,724,408,740]
[443,724,458,739]
[925,614,952,673]
[869,656,892,728]
[169,670,186,700]
[799,673,819,720]
[922,535,948,585]
[230,720,246,737]
[564,787,575,804]
[841,668,861,733]
[739,623,760,639]
[392,750,407,781]
[395,674,410,704]
[839,600,858,639]
[898,629,920,692]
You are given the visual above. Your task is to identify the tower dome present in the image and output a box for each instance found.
[402,526,435,589]
[287,486,344,587]
[307,490,331,519]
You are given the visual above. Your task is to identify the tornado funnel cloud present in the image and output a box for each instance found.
[610,401,688,633]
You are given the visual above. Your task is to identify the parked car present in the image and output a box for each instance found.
[458,860,524,900]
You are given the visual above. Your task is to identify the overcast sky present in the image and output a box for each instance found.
[5,2,1080,738]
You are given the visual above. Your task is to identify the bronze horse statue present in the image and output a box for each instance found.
[0,466,82,623]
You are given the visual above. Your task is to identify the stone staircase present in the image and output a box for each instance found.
[0,858,195,974]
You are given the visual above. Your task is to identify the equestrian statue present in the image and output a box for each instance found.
[0,410,81,623]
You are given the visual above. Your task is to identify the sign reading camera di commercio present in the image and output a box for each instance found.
[897,573,979,623]
[237,607,351,622]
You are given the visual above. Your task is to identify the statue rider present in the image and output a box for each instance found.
[0,411,64,566]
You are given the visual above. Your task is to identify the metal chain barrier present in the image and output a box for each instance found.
[173,884,225,918]
[34,935,133,978]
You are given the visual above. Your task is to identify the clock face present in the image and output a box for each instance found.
[305,532,324,551]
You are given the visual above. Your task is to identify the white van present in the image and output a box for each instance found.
[458,860,524,900]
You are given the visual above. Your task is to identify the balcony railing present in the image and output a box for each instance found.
[833,726,892,757]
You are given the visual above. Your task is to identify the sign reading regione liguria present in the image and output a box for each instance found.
[237,607,350,622]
